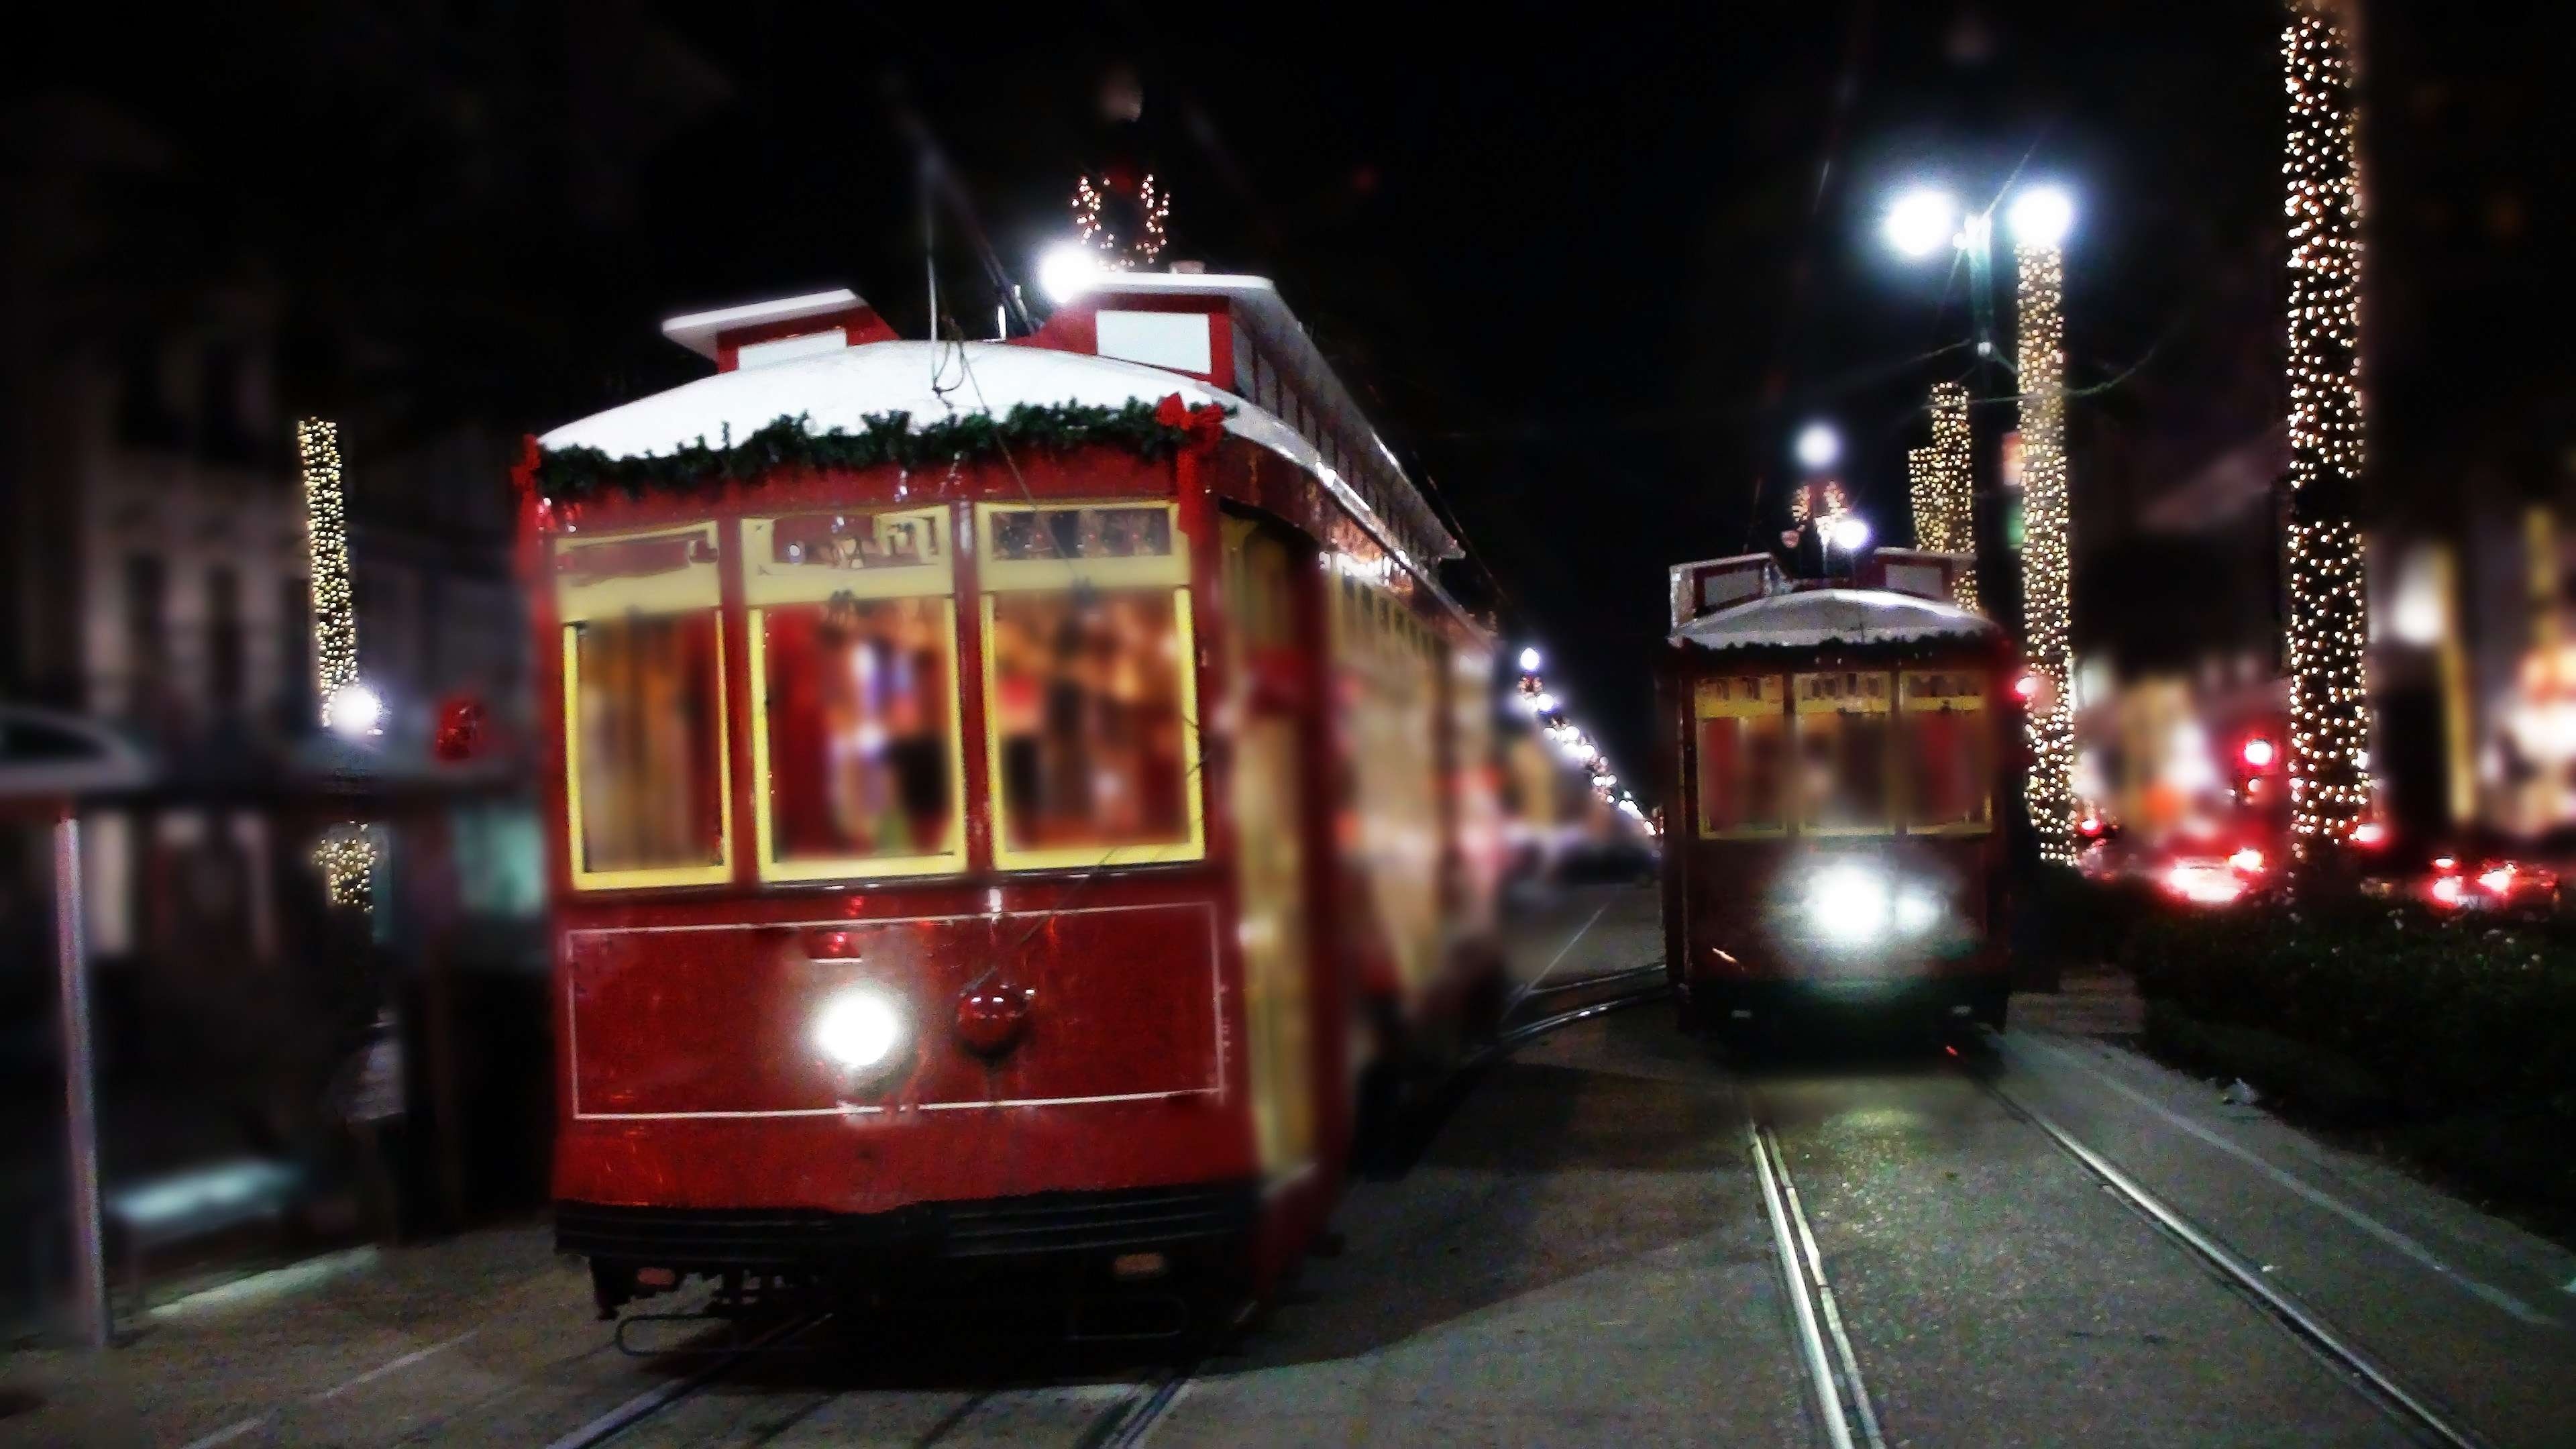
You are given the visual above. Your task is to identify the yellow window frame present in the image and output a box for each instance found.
[1899,668,1994,837]
[975,500,1191,594]
[1792,669,1896,837]
[1693,674,1788,840]
[556,521,733,892]
[742,507,967,883]
[975,501,1204,871]
[741,506,952,605]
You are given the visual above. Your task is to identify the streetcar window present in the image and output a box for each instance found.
[1694,674,1787,837]
[1901,669,1993,833]
[555,523,731,888]
[978,502,1202,869]
[988,589,1195,856]
[1794,671,1894,834]
[743,508,965,880]
[756,598,961,871]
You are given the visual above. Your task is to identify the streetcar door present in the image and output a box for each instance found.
[1224,518,1318,1179]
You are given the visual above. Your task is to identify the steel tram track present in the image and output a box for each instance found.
[1965,1045,2498,1449]
[1729,1033,2500,1449]
[542,1314,1200,1449]
[1733,1072,1884,1449]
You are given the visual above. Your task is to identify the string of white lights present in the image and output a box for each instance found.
[2284,0,2373,849]
[1909,382,1978,610]
[2016,240,2078,865]
[297,419,357,714]
[1515,655,1647,826]
[1071,172,1171,270]
[298,417,376,908]
[1931,382,1978,610]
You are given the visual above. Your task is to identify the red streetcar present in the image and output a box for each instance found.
[518,277,1507,1323]
[1658,553,2015,1035]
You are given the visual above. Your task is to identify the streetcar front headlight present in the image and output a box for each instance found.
[813,988,906,1071]
[1807,864,1891,944]
[1894,885,1944,936]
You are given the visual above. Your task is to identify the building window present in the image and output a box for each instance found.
[115,341,182,448]
[207,566,243,710]
[124,555,168,708]
[279,577,313,726]
[198,344,255,464]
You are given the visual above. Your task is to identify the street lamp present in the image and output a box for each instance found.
[1794,422,1841,472]
[2006,186,2076,249]
[1883,188,1960,260]
[1037,241,1101,303]
[1883,178,2082,862]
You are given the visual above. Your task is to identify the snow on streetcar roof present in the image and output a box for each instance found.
[1670,587,1999,651]
[537,338,1453,600]
[539,340,1246,459]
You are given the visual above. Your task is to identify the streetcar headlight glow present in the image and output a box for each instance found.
[1807,864,1891,943]
[1893,886,1943,936]
[813,988,906,1071]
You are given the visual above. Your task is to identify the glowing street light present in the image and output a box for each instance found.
[325,681,384,739]
[1826,515,1872,552]
[2006,186,2076,248]
[1519,646,1542,673]
[1037,241,1102,304]
[1884,188,1960,260]
[1794,422,1841,471]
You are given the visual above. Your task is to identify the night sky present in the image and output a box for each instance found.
[36,1,2565,788]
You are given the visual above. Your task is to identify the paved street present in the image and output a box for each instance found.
[9,884,2573,1447]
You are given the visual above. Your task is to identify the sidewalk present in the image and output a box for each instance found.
[0,1218,600,1448]
[2009,965,2143,1037]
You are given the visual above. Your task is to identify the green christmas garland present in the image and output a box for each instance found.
[535,400,1227,502]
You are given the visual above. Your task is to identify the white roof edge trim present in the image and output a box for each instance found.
[1670,552,1779,574]
[1108,273,1458,564]
[1670,587,2000,651]
[661,288,864,360]
[1071,272,1281,300]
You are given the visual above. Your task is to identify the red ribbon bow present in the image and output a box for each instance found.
[1155,393,1228,454]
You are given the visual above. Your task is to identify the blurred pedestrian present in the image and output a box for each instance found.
[329,1008,409,1244]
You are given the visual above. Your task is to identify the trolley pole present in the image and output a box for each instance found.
[54,810,110,1348]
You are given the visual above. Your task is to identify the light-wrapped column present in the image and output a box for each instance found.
[2283,0,2372,849]
[2016,242,2076,865]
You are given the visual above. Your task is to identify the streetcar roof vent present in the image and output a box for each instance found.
[660,288,898,370]
[1668,553,1784,631]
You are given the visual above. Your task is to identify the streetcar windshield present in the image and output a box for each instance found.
[756,596,959,866]
[988,588,1195,853]
[1794,670,1894,833]
[557,524,731,887]
[1695,674,1788,837]
[745,508,964,879]
[979,502,1202,867]
[1901,669,1992,833]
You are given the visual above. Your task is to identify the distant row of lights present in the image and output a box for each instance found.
[1515,647,1648,826]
